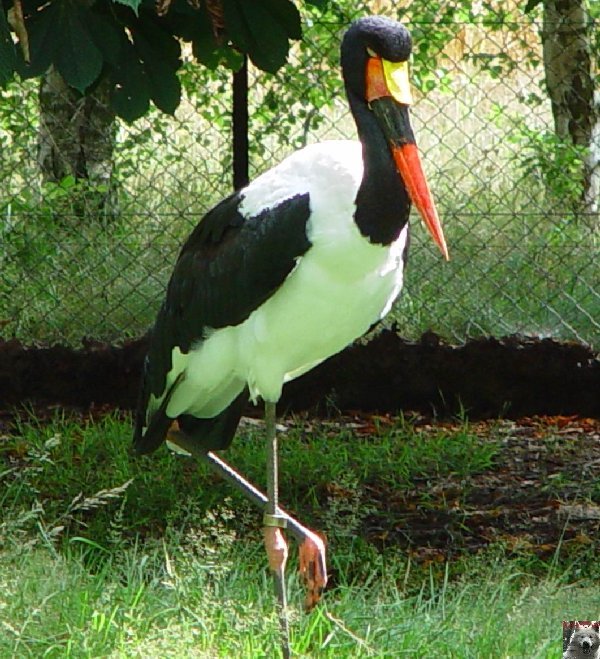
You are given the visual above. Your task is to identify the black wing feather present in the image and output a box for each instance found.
[133,190,311,454]
[177,387,250,452]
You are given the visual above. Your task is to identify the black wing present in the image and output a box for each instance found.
[133,190,311,454]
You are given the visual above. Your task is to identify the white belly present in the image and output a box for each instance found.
[239,226,407,401]
[164,140,408,419]
[166,225,407,418]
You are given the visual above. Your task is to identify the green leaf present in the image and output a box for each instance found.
[135,17,181,68]
[262,0,302,40]
[180,2,241,71]
[0,8,17,87]
[193,39,245,72]
[132,23,181,114]
[187,6,222,68]
[192,32,222,69]
[111,0,143,15]
[161,0,206,41]
[222,0,251,52]
[110,40,150,122]
[88,12,124,66]
[15,1,61,79]
[242,2,292,72]
[221,47,245,71]
[223,0,292,73]
[55,8,103,92]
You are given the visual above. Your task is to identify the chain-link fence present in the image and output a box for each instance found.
[1,5,598,348]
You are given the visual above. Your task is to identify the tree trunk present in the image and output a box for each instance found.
[542,0,599,216]
[37,67,118,219]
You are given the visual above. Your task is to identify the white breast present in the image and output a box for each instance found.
[166,140,407,418]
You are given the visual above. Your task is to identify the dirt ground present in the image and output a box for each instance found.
[1,332,598,418]
[3,404,597,563]
[310,413,600,563]
[379,416,598,561]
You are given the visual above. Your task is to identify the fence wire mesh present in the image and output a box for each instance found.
[1,5,598,348]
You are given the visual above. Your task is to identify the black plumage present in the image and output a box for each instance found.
[134,192,311,454]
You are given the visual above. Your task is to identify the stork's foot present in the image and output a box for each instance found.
[298,530,328,611]
[263,525,289,574]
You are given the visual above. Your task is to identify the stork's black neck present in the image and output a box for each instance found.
[340,16,413,246]
[347,89,411,245]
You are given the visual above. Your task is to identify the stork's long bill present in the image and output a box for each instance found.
[366,55,449,260]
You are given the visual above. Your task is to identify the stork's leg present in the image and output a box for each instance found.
[263,401,291,658]
[166,424,328,612]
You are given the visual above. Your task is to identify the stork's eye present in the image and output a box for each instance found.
[366,46,377,57]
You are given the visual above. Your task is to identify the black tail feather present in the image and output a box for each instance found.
[133,373,183,455]
[134,380,249,455]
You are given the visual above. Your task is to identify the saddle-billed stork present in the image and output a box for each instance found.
[134,15,448,654]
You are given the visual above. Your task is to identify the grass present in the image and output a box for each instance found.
[2,540,597,657]
[0,412,498,546]
[1,411,599,657]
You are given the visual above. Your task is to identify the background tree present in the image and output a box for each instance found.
[538,0,599,214]
[0,0,597,218]
[37,68,118,217]
[0,0,316,218]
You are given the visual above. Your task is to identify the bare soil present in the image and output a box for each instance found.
[351,414,600,562]
[1,331,598,418]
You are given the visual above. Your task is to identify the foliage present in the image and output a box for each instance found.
[2,173,598,345]
[0,0,315,121]
[0,76,36,182]
[511,125,589,210]
[1,2,599,346]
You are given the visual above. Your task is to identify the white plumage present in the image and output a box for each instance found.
[162,140,408,420]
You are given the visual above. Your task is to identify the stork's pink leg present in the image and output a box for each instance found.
[166,422,328,612]
[263,525,290,655]
[263,401,291,658]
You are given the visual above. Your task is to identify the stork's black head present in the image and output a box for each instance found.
[341,16,412,97]
[341,16,449,259]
